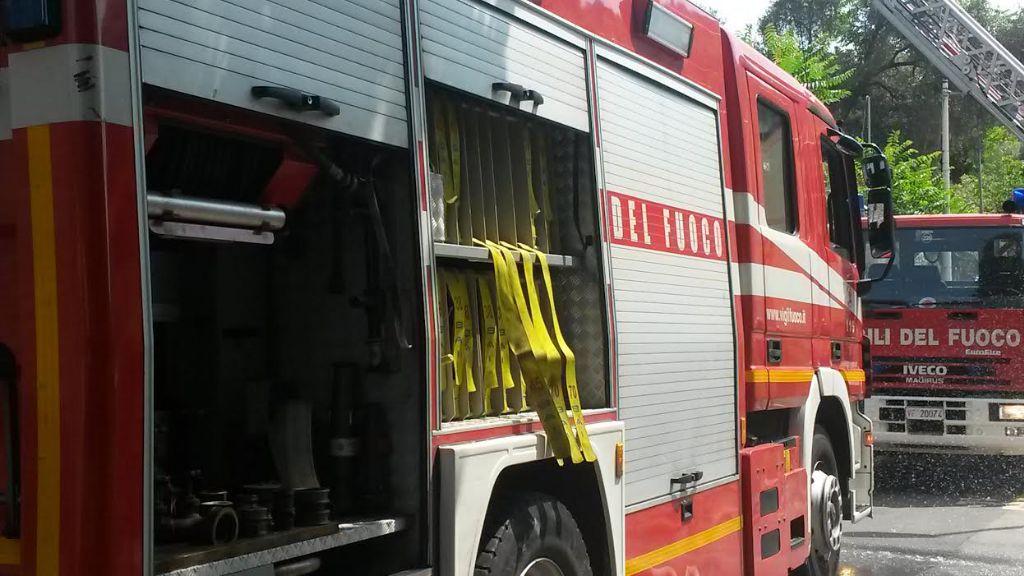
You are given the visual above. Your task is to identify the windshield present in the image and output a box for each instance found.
[863,226,1024,308]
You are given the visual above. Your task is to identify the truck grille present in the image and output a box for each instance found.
[907,420,944,435]
[878,399,970,436]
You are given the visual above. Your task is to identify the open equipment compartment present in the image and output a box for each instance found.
[426,83,610,424]
[144,91,426,576]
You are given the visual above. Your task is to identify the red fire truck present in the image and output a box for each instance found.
[0,1,884,575]
[864,213,1024,454]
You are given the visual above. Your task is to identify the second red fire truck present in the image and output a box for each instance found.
[865,213,1024,455]
[0,0,886,575]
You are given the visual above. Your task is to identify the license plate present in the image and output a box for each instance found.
[906,407,943,420]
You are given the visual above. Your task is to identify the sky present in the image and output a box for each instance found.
[700,0,1024,33]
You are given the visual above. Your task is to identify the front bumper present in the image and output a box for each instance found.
[866,396,1024,456]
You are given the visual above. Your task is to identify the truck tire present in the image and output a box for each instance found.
[805,426,842,576]
[474,492,593,576]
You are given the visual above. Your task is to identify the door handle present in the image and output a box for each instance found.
[670,470,703,492]
[522,89,545,107]
[251,86,341,117]
[492,82,527,103]
[767,339,783,364]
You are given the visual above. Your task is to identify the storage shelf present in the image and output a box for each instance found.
[433,243,574,268]
[435,408,617,435]
[155,516,405,576]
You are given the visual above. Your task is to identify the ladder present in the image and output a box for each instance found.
[874,0,1024,141]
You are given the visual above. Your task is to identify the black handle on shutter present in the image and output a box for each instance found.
[251,86,341,117]
[492,82,527,102]
[522,89,545,107]
[670,470,703,491]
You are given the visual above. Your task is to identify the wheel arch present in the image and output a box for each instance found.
[791,368,857,520]
[488,459,614,576]
[814,398,852,502]
[436,421,624,576]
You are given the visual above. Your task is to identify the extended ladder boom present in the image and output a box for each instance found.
[874,0,1024,142]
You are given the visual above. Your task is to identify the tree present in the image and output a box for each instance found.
[881,130,969,214]
[759,0,1023,177]
[761,25,854,104]
[951,126,1024,212]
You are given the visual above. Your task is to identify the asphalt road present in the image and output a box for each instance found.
[840,453,1024,576]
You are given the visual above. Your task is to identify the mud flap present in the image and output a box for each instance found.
[848,405,874,523]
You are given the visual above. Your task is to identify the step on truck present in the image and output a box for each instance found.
[0,1,885,575]
[864,214,1024,455]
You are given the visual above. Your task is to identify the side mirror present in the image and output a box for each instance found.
[858,145,897,294]
[861,143,893,189]
[866,187,896,260]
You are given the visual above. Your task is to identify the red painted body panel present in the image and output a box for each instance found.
[50,121,144,576]
[0,121,144,575]
[536,1,726,98]
[740,444,808,575]
[866,308,1024,394]
[0,2,143,573]
[625,481,744,576]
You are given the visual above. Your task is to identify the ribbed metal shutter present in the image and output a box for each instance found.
[138,0,408,147]
[598,59,738,507]
[418,0,590,132]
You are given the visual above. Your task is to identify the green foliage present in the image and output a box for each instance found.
[761,25,854,104]
[879,130,968,214]
[760,0,860,48]
[759,0,1024,183]
[951,126,1024,212]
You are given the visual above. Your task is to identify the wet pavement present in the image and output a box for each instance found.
[841,453,1024,576]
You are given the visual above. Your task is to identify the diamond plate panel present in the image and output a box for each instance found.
[550,130,608,409]
[552,267,608,408]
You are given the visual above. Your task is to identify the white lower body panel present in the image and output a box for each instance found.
[437,421,625,576]
[868,395,1024,455]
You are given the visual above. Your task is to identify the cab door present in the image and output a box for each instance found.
[746,73,814,408]
[816,129,863,383]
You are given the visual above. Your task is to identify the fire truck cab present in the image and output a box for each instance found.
[0,1,883,575]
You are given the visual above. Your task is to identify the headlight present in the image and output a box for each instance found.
[999,404,1024,420]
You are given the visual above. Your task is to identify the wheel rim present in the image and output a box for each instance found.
[810,467,843,561]
[519,558,566,576]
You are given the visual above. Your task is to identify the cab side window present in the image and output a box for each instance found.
[757,100,797,233]
[820,137,856,260]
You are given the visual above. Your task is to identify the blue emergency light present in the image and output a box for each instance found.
[1014,188,1024,208]
[2,0,62,42]
[1005,188,1024,213]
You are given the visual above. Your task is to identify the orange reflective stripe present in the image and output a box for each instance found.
[842,369,866,382]
[0,538,20,565]
[28,124,59,575]
[625,517,742,575]
[747,368,814,384]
